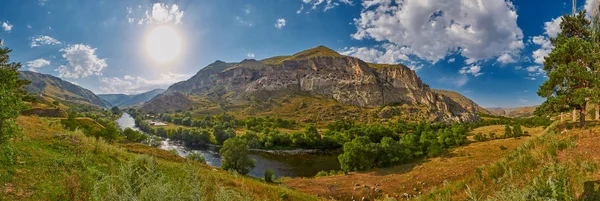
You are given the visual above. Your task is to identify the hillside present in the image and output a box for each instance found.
[432,89,490,115]
[0,115,317,200]
[143,46,479,123]
[19,71,110,108]
[487,105,537,118]
[99,88,165,107]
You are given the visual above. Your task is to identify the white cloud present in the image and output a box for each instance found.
[351,0,524,64]
[39,0,48,6]
[497,53,516,64]
[2,21,13,32]
[129,3,184,25]
[26,58,51,72]
[99,72,191,94]
[299,0,352,12]
[55,44,107,79]
[247,53,255,58]
[544,17,562,38]
[439,75,469,87]
[341,44,411,64]
[448,58,456,63]
[30,35,61,47]
[521,65,545,80]
[275,18,286,29]
[459,65,483,77]
[27,25,32,29]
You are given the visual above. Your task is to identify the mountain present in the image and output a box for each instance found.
[487,106,538,118]
[142,46,480,122]
[432,89,490,115]
[98,89,165,108]
[19,71,110,108]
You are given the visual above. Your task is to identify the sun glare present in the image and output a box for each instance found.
[145,25,182,63]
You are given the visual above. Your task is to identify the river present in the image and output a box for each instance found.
[116,113,340,178]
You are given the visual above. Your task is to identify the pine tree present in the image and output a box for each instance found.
[537,11,599,127]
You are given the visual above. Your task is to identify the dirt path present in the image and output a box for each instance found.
[282,126,545,200]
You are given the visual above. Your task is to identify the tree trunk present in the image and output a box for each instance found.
[561,112,564,122]
[580,101,588,128]
[573,109,577,122]
[594,103,600,121]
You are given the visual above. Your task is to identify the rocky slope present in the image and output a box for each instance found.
[432,89,491,115]
[98,89,165,107]
[19,71,110,108]
[143,46,480,122]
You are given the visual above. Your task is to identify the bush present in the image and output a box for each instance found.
[186,152,206,163]
[499,145,508,150]
[220,138,255,175]
[264,168,275,183]
[315,170,329,177]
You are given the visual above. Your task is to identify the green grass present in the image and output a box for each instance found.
[0,116,318,200]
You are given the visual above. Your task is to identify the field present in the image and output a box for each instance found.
[0,116,318,201]
[282,125,545,200]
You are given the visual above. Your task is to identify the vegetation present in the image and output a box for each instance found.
[220,137,256,175]
[0,41,29,163]
[264,168,275,183]
[536,10,600,127]
[186,152,206,163]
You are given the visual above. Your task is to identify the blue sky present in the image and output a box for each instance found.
[0,0,593,108]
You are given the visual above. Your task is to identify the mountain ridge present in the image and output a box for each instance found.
[19,71,110,108]
[98,88,165,108]
[143,46,482,123]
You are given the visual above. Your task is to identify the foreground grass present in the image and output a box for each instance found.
[0,116,317,201]
[417,122,600,201]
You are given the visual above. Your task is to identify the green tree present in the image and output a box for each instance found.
[303,124,322,146]
[538,11,599,127]
[0,41,29,151]
[264,168,275,183]
[503,125,512,138]
[512,124,523,138]
[338,136,378,171]
[110,106,121,116]
[220,137,255,175]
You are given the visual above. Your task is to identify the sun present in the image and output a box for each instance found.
[145,25,182,63]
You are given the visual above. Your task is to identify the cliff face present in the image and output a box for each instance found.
[158,46,479,122]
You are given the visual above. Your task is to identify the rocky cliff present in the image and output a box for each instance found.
[144,46,479,122]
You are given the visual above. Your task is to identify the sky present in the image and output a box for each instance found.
[0,0,595,108]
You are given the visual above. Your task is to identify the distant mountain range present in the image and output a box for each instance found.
[98,89,165,108]
[19,71,111,108]
[487,106,538,118]
[141,46,483,123]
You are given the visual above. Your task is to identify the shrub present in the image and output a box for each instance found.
[499,145,508,150]
[264,168,275,183]
[186,152,206,163]
[220,138,255,175]
[315,170,329,177]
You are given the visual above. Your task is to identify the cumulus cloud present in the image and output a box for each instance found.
[30,35,61,47]
[99,72,191,94]
[55,44,107,79]
[497,53,516,64]
[448,58,456,63]
[459,65,483,77]
[275,18,286,29]
[247,53,255,58]
[341,44,411,64]
[351,0,524,64]
[518,65,546,80]
[298,0,352,13]
[128,3,184,25]
[26,59,51,72]
[2,21,13,32]
[544,17,562,38]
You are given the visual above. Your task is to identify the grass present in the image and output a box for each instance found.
[417,122,600,200]
[0,116,318,200]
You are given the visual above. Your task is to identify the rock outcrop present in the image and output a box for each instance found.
[150,46,480,122]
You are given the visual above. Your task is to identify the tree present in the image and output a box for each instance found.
[111,106,121,116]
[220,137,255,175]
[264,168,275,183]
[538,10,599,127]
[512,124,523,138]
[303,124,322,146]
[0,41,29,152]
[503,125,512,138]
